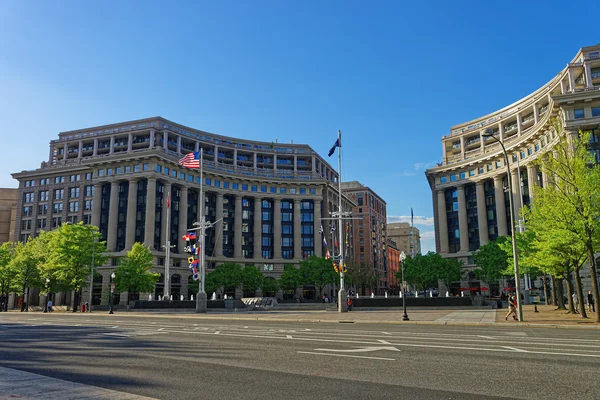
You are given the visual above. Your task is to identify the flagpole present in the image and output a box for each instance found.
[336,130,347,312]
[163,191,171,301]
[196,148,208,312]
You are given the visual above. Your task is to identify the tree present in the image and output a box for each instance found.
[345,261,377,295]
[528,120,600,321]
[208,263,243,295]
[262,277,279,297]
[0,242,18,309]
[241,266,263,297]
[11,238,45,310]
[298,256,337,296]
[43,223,108,297]
[280,264,303,296]
[473,239,510,285]
[436,256,463,293]
[114,243,160,298]
[394,252,463,294]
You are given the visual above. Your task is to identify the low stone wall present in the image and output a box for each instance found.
[132,300,246,309]
[350,297,472,308]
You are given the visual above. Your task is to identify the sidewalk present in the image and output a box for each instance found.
[6,304,599,329]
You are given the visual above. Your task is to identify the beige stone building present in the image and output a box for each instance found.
[0,188,17,244]
[387,222,421,258]
[425,44,600,295]
[11,117,355,306]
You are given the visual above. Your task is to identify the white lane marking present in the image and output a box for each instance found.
[503,346,528,353]
[214,331,220,335]
[305,329,311,331]
[111,326,119,329]
[158,328,165,331]
[286,335,293,339]
[314,346,400,353]
[378,340,392,345]
[297,351,395,361]
[381,331,391,335]
[478,335,494,339]
[244,326,248,329]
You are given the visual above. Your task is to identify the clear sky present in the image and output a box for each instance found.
[1,0,598,253]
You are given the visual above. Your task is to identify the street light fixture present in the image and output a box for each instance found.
[109,272,115,315]
[482,128,524,321]
[400,251,409,321]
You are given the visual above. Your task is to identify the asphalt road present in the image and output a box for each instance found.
[1,313,599,400]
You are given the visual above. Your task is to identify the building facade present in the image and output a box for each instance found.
[425,45,600,294]
[0,188,17,244]
[11,117,355,305]
[386,238,400,293]
[341,181,388,294]
[387,222,421,258]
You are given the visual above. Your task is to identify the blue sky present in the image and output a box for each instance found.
[1,0,598,253]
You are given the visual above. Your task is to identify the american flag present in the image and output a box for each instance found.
[179,151,200,168]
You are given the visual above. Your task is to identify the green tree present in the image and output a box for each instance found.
[11,238,45,310]
[43,223,108,297]
[262,276,279,297]
[528,121,600,321]
[436,256,463,293]
[209,262,243,295]
[396,253,436,291]
[473,239,510,284]
[114,243,160,298]
[0,242,18,308]
[241,265,263,297]
[280,264,303,297]
[298,256,337,296]
[345,261,377,294]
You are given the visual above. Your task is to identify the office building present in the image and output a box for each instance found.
[387,222,421,258]
[425,45,600,294]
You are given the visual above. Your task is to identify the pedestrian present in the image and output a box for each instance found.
[47,299,53,312]
[505,294,518,321]
[572,293,579,313]
[346,297,353,311]
[587,291,595,312]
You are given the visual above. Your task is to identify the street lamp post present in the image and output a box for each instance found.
[88,227,95,313]
[109,272,115,314]
[43,278,50,313]
[400,251,409,321]
[483,128,524,321]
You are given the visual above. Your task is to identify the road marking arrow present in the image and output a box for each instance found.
[314,346,400,353]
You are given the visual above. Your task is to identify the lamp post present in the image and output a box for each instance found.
[88,226,95,312]
[109,272,115,314]
[43,278,50,313]
[483,128,523,321]
[400,251,409,321]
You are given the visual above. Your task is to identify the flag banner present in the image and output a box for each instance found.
[319,225,323,235]
[325,250,331,260]
[193,273,199,281]
[330,223,336,233]
[167,192,171,209]
[188,256,195,264]
[190,266,198,274]
[323,237,327,247]
[328,138,340,157]
[179,151,201,168]
[334,239,338,248]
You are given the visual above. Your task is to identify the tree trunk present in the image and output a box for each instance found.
[551,276,558,306]
[573,266,588,318]
[556,278,566,309]
[542,274,550,305]
[564,274,575,314]
[586,243,600,323]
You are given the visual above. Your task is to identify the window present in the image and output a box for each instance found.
[469,170,475,177]
[270,187,276,193]
[22,206,33,217]
[69,187,80,198]
[357,193,363,205]
[23,192,35,203]
[107,168,113,176]
[37,218,47,229]
[39,190,49,201]
[38,204,48,215]
[232,183,238,190]
[251,185,257,192]
[223,182,229,189]
[574,109,585,119]
[98,169,105,177]
[459,172,466,179]
[84,200,93,211]
[53,202,63,213]
[143,163,149,171]
[299,188,306,194]
[205,178,211,185]
[242,184,248,191]
[69,174,80,182]
[54,189,64,200]
[289,188,296,194]
[125,166,131,173]
[156,165,162,173]
[180,172,185,180]
[440,176,447,183]
[450,174,457,181]
[68,201,79,212]
[260,186,267,192]
[309,188,316,194]
[478,167,484,174]
[85,173,92,180]
[592,107,600,117]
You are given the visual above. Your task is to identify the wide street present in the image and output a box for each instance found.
[1,312,599,399]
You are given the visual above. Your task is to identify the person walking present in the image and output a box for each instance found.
[505,294,518,321]
[572,293,579,314]
[587,291,595,312]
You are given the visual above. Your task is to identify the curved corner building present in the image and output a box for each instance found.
[426,45,600,292]
[12,117,355,304]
